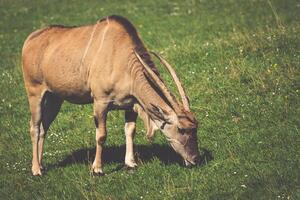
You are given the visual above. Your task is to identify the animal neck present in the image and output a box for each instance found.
[130,59,176,127]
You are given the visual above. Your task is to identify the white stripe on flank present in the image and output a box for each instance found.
[80,21,98,68]
[90,18,110,69]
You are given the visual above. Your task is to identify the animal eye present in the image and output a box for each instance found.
[177,127,185,134]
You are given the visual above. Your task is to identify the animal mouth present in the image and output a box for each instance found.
[184,159,196,167]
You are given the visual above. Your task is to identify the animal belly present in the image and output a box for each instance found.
[64,92,93,104]
[45,75,92,104]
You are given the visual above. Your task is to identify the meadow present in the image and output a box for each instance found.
[0,0,299,199]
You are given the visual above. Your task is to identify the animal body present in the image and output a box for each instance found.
[22,15,199,176]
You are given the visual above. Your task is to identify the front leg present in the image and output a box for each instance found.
[92,101,108,175]
[124,110,138,168]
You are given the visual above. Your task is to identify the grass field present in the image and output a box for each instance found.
[0,0,299,199]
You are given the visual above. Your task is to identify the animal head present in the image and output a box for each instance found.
[135,51,200,166]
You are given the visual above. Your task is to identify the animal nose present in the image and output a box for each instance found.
[191,154,200,164]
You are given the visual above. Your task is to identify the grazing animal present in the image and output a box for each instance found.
[22,15,200,176]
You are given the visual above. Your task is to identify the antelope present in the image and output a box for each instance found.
[22,15,200,176]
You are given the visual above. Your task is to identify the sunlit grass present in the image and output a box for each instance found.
[0,0,299,199]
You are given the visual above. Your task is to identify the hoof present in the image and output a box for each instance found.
[32,169,42,176]
[91,165,104,176]
[125,160,137,168]
[92,171,105,176]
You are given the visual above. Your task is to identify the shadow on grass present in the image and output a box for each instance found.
[48,144,213,172]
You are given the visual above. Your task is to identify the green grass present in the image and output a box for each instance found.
[0,0,299,199]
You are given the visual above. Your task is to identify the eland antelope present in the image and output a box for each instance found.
[22,15,200,176]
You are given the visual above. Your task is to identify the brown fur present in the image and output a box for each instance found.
[22,15,199,175]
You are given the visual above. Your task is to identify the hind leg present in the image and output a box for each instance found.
[28,89,62,175]
[38,92,63,169]
[28,94,43,176]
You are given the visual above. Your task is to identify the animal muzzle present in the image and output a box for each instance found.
[184,154,200,167]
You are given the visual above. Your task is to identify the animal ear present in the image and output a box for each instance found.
[151,104,167,116]
[154,105,167,116]
[178,112,198,130]
[149,103,169,122]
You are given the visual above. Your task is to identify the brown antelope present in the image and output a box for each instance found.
[22,15,199,176]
